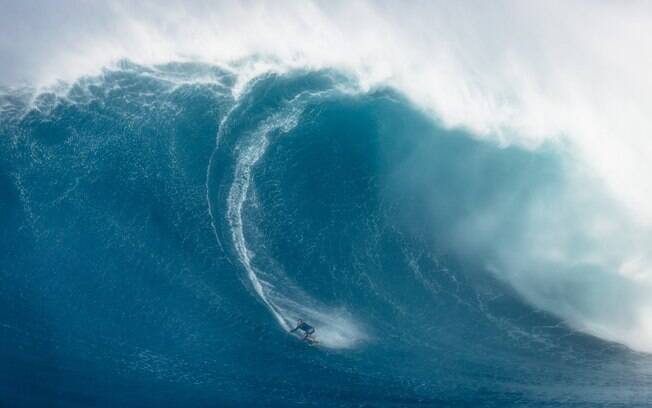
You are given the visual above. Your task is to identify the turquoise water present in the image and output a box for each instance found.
[2,62,652,407]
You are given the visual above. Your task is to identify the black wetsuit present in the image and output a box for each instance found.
[291,322,315,335]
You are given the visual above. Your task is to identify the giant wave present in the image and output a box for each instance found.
[2,61,652,406]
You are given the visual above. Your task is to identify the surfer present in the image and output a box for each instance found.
[290,319,317,343]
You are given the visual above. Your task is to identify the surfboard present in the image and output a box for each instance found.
[291,331,319,345]
[304,335,319,345]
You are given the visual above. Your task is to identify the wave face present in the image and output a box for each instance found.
[2,62,652,407]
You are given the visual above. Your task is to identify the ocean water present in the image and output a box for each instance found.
[2,62,652,407]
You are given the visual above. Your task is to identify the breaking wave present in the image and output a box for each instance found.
[2,61,652,406]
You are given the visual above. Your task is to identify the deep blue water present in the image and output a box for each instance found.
[2,62,652,407]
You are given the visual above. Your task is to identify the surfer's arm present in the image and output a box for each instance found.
[290,326,298,333]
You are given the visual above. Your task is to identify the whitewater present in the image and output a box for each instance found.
[3,1,652,406]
